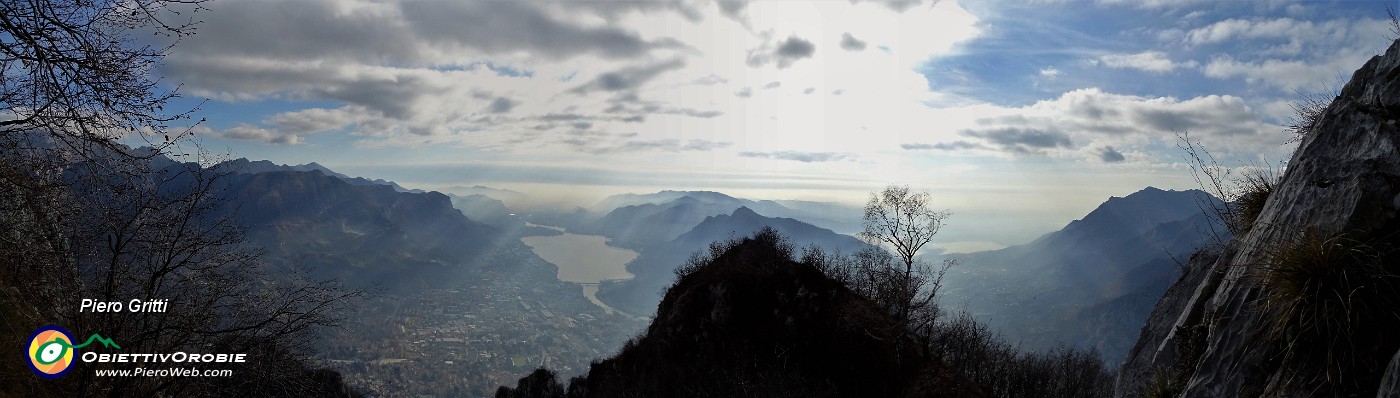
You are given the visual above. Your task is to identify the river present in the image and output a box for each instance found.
[520,225,639,316]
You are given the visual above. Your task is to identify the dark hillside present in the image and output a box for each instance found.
[942,187,1223,364]
[497,230,984,398]
[219,170,501,291]
[596,206,866,316]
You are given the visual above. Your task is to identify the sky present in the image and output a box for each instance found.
[148,0,1399,251]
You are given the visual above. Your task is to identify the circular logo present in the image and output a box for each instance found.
[27,325,75,378]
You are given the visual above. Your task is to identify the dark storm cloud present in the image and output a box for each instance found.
[961,128,1073,154]
[571,58,688,94]
[840,33,868,51]
[172,1,681,66]
[851,0,926,12]
[540,113,589,121]
[305,74,445,120]
[559,1,705,23]
[775,37,817,64]
[487,97,520,114]
[265,107,362,134]
[600,93,724,119]
[160,0,691,111]
[166,1,416,63]
[747,36,816,69]
[717,0,748,19]
[953,90,1274,157]
[401,1,685,60]
[200,125,303,145]
[1098,146,1126,162]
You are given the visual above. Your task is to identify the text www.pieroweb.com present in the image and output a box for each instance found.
[95,367,233,377]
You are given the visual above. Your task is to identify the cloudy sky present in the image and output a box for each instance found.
[154,0,1397,250]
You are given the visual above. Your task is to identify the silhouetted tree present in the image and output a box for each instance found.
[496,368,565,398]
[1,0,206,157]
[0,1,361,396]
[855,185,955,354]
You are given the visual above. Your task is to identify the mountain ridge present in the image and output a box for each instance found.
[941,186,1224,364]
[497,232,985,398]
[596,206,867,316]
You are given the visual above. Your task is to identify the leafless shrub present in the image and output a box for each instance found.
[1177,132,1283,242]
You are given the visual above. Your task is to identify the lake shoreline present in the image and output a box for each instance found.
[520,226,642,318]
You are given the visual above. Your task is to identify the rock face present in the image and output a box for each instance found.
[1117,39,1400,396]
[1380,350,1400,398]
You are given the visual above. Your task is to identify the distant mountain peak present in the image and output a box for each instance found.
[731,206,759,218]
[1082,187,1215,220]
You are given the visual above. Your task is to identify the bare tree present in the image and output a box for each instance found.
[1388,5,1400,40]
[855,185,955,357]
[1177,132,1282,243]
[0,1,362,396]
[859,185,949,271]
[1,0,208,159]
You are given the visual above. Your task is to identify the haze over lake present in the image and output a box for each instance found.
[521,228,639,314]
[522,232,637,283]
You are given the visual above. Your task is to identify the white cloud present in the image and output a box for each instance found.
[265,106,370,134]
[1179,17,1376,47]
[1202,50,1368,92]
[1171,16,1390,92]
[738,151,857,162]
[1039,67,1061,78]
[1185,17,1297,45]
[916,88,1285,161]
[1095,0,1213,10]
[1096,51,1193,73]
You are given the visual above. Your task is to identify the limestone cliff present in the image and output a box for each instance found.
[1118,38,1400,397]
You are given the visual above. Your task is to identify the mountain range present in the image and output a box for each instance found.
[941,187,1225,364]
[214,155,1231,379]
[220,158,424,193]
[596,206,869,316]
[216,169,503,291]
[574,190,862,247]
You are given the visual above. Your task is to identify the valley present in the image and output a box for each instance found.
[520,229,640,316]
[8,2,1399,396]
[318,245,646,397]
[191,158,1232,393]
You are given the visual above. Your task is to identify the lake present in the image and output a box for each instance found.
[520,227,638,315]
